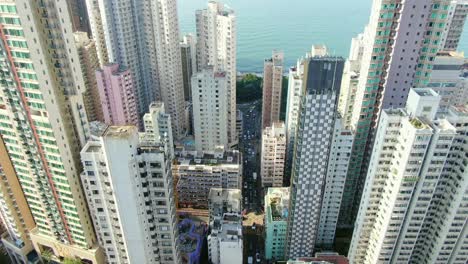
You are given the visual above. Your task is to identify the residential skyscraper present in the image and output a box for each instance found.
[74,31,103,123]
[192,68,229,151]
[66,0,90,33]
[428,50,467,107]
[316,118,354,248]
[284,45,328,185]
[260,122,286,187]
[81,123,181,264]
[444,0,468,51]
[337,33,365,127]
[181,34,197,102]
[0,0,103,261]
[85,0,186,138]
[285,55,345,258]
[0,137,37,263]
[284,58,305,186]
[262,51,284,129]
[196,1,237,147]
[96,63,139,126]
[84,0,108,66]
[339,0,454,228]
[349,88,468,264]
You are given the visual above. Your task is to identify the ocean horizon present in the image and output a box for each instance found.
[178,0,468,73]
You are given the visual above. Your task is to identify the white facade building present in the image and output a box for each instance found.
[261,122,286,187]
[192,68,228,152]
[208,213,243,264]
[340,0,454,228]
[338,33,365,127]
[349,88,468,264]
[443,0,468,51]
[85,0,186,138]
[173,148,242,209]
[196,1,237,147]
[208,188,242,221]
[284,58,304,181]
[80,107,180,264]
[427,51,467,108]
[285,55,345,258]
[316,119,354,248]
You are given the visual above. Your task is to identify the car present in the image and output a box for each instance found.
[255,253,261,263]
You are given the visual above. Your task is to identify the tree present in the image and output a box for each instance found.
[63,257,83,264]
[41,250,53,264]
[236,73,263,103]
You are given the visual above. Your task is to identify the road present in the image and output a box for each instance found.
[238,100,265,263]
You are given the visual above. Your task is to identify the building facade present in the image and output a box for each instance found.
[262,51,284,129]
[173,148,242,209]
[81,125,181,264]
[191,68,229,152]
[285,56,345,258]
[349,88,468,264]
[427,50,467,108]
[444,0,468,51]
[96,63,139,126]
[85,0,186,138]
[316,119,354,248]
[84,0,108,66]
[196,1,237,147]
[264,188,289,261]
[284,46,329,185]
[74,32,103,123]
[261,122,286,187]
[339,0,454,228]
[208,213,243,264]
[0,0,107,262]
[0,137,38,263]
[284,58,304,186]
[181,34,197,102]
[208,188,242,221]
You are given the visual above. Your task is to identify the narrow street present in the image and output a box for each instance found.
[238,100,265,263]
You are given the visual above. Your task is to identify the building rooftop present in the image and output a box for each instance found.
[211,213,242,241]
[266,188,290,222]
[174,149,240,166]
[288,252,349,264]
[413,88,439,97]
[104,126,137,138]
[178,218,206,264]
[89,121,108,137]
[81,141,102,154]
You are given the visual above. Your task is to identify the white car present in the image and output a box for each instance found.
[255,253,261,263]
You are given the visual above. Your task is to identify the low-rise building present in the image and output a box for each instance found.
[264,188,289,261]
[178,219,206,264]
[173,148,242,209]
[208,188,242,221]
[287,252,349,264]
[208,213,243,264]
